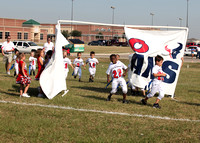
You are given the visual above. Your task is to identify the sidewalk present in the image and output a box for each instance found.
[70,52,200,63]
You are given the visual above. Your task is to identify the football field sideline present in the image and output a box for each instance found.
[0,100,199,123]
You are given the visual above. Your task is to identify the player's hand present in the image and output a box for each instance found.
[162,73,166,77]
[122,73,126,77]
[84,67,86,70]
[107,79,110,83]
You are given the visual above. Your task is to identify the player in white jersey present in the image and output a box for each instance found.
[106,54,128,103]
[141,55,166,109]
[43,38,54,54]
[29,51,37,76]
[86,51,99,82]
[63,50,74,79]
[73,52,86,82]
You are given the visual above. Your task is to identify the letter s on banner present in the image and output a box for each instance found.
[162,61,179,84]
[129,38,149,53]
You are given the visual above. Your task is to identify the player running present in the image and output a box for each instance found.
[141,55,166,108]
[106,54,128,103]
[73,52,86,82]
[86,51,99,82]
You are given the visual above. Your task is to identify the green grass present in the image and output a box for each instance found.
[84,45,133,54]
[0,55,200,142]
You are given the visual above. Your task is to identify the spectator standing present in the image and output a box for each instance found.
[196,46,200,59]
[43,38,54,54]
[1,35,15,75]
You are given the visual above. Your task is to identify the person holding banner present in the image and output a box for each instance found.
[141,55,166,108]
[106,54,128,103]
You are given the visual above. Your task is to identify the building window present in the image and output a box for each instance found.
[5,32,10,38]
[0,32,2,39]
[40,33,43,40]
[17,32,22,39]
[24,33,28,40]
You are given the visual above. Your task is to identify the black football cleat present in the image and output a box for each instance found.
[153,103,161,109]
[107,95,112,101]
[141,99,147,105]
[122,100,129,104]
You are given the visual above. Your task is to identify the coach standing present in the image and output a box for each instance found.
[43,37,54,55]
[1,35,15,75]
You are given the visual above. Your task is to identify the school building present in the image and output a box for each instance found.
[0,17,154,44]
[0,18,128,44]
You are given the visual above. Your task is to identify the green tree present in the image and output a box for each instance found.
[96,32,104,39]
[71,30,82,37]
[62,30,70,39]
[122,32,126,39]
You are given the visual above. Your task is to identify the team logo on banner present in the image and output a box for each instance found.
[165,43,183,59]
[129,38,149,53]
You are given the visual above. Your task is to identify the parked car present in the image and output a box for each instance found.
[184,46,198,56]
[106,39,128,46]
[88,41,101,46]
[88,40,107,46]
[186,42,197,47]
[13,41,43,53]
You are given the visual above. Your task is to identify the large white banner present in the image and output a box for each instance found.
[125,27,188,95]
[40,24,69,99]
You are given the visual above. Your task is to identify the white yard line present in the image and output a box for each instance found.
[0,100,199,122]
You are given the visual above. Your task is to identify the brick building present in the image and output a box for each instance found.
[0,18,49,43]
[0,18,128,44]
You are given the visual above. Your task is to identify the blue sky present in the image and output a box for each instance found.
[1,0,199,39]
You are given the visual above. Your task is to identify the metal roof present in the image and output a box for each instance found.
[23,19,40,25]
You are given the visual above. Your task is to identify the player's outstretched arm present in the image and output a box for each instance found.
[153,73,166,77]
[123,68,128,77]
[83,64,86,70]
[70,64,74,70]
[107,74,110,83]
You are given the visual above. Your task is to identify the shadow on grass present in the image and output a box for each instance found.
[0,89,19,97]
[180,101,200,106]
[188,89,200,94]
[72,86,111,93]
[12,84,39,97]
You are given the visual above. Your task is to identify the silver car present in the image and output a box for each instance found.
[184,46,198,56]
[13,41,43,53]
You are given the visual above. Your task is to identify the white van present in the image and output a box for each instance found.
[13,41,43,53]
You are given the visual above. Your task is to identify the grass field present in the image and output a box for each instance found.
[0,49,200,142]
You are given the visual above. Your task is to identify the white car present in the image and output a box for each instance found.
[13,41,43,53]
[184,46,198,56]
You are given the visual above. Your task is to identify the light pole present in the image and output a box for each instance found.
[111,6,115,39]
[186,0,189,27]
[150,13,154,26]
[179,18,183,27]
[71,0,74,37]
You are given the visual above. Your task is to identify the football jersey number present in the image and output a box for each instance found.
[77,63,80,67]
[89,63,95,68]
[113,69,122,78]
[65,63,68,69]
[32,60,34,65]
[157,71,164,81]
